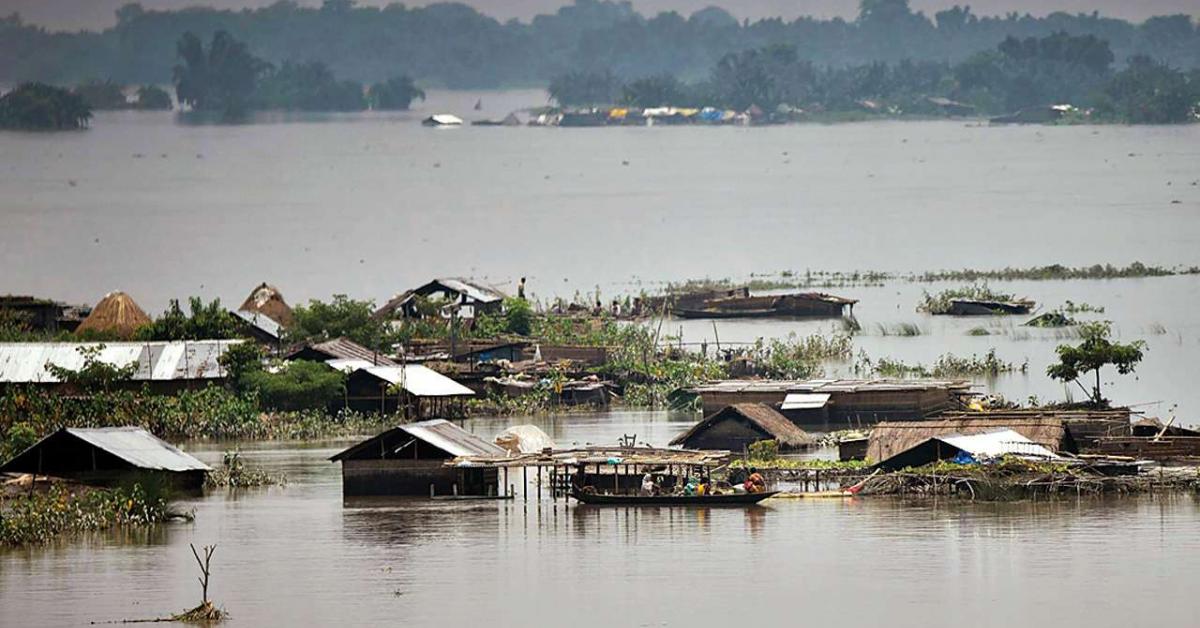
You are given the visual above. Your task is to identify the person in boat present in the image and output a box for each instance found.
[641,473,657,496]
[571,464,589,493]
[744,467,767,494]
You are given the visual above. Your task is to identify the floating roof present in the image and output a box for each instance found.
[0,340,241,383]
[352,364,475,397]
[330,419,504,461]
[1,427,210,473]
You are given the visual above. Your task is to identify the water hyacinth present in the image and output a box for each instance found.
[0,483,173,546]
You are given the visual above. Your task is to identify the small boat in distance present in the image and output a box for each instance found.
[571,488,778,506]
[422,114,464,127]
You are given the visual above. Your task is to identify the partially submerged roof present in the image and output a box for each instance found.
[351,364,475,397]
[1,427,210,473]
[868,417,1069,463]
[689,378,973,394]
[670,403,814,448]
[875,428,1060,471]
[329,419,504,461]
[445,446,731,469]
[0,340,242,383]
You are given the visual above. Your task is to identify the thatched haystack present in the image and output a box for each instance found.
[76,291,151,338]
[239,282,293,326]
[867,417,1072,463]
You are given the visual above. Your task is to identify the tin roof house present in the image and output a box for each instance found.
[0,426,210,489]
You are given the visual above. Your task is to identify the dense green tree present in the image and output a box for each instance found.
[240,360,345,411]
[287,295,395,351]
[254,60,366,111]
[548,70,622,106]
[1096,55,1198,123]
[1046,321,1146,406]
[73,79,129,109]
[367,75,425,110]
[134,84,172,110]
[137,297,238,341]
[173,30,268,114]
[45,345,138,392]
[0,82,91,130]
[621,74,690,107]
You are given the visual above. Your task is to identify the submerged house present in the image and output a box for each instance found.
[374,278,507,320]
[342,363,475,418]
[670,403,814,453]
[0,426,210,489]
[688,378,973,421]
[874,428,1061,471]
[867,417,1073,464]
[329,419,505,496]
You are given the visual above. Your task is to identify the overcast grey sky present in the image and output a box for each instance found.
[3,0,1197,32]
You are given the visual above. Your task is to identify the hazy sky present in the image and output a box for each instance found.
[3,0,1197,32]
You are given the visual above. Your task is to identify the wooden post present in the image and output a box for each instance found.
[429,483,435,498]
[523,466,528,503]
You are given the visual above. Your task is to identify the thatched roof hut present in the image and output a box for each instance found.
[239,282,293,327]
[76,291,151,338]
[867,417,1073,463]
[670,403,814,452]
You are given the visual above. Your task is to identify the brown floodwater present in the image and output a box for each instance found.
[3,411,1200,627]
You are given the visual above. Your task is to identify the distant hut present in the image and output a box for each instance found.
[0,426,210,490]
[238,282,294,327]
[329,419,505,496]
[670,403,814,453]
[76,291,151,338]
[867,417,1074,464]
[874,428,1061,471]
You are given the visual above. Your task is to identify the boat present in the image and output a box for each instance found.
[571,488,778,506]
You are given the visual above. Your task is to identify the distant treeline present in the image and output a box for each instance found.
[2,0,1199,89]
[552,33,1200,122]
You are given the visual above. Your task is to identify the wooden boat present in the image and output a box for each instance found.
[571,489,778,506]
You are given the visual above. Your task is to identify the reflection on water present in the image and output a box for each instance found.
[4,425,1200,627]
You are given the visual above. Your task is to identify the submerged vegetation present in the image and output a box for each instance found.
[917,284,1017,314]
[0,82,92,130]
[0,482,176,546]
[204,450,285,489]
[856,348,1027,378]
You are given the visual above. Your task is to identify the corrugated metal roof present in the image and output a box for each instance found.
[434,278,505,304]
[232,309,282,340]
[690,378,973,394]
[287,337,396,365]
[781,393,831,410]
[0,341,241,383]
[65,427,211,471]
[938,429,1060,460]
[358,365,475,397]
[400,419,505,457]
[326,358,377,373]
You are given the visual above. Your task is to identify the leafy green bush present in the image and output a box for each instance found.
[240,361,345,411]
[287,294,396,351]
[0,483,171,546]
[747,440,780,462]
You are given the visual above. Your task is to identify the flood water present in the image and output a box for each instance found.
[2,89,1199,418]
[4,90,1200,625]
[3,412,1200,627]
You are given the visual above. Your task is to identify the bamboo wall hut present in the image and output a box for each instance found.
[238,282,294,327]
[75,291,151,338]
[670,403,814,453]
[867,417,1074,463]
